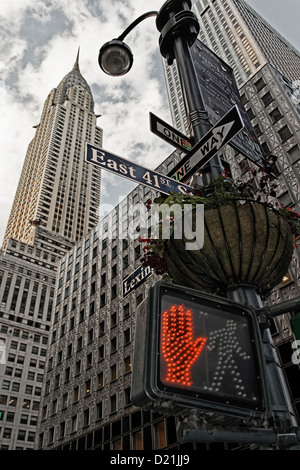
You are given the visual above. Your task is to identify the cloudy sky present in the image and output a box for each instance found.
[1,0,300,244]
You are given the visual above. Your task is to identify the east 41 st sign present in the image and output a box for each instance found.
[85,143,195,196]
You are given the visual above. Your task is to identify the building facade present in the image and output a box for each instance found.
[0,54,102,449]
[193,0,300,86]
[35,152,223,451]
[0,229,74,449]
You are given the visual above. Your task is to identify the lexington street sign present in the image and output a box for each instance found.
[149,112,192,152]
[123,265,154,298]
[85,143,196,196]
[168,105,244,183]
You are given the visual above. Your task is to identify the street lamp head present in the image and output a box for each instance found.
[98,40,134,77]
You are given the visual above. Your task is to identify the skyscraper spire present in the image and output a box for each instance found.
[74,47,80,71]
[54,48,94,111]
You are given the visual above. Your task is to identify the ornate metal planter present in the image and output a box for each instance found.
[163,201,294,296]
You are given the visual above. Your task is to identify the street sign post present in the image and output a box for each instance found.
[190,39,265,169]
[85,143,195,196]
[149,112,192,152]
[168,105,244,183]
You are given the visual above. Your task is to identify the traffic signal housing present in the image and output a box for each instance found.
[132,281,268,420]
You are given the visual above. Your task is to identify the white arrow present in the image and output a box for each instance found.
[211,121,235,151]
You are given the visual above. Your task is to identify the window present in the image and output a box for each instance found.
[123,304,130,319]
[99,321,105,335]
[51,399,58,415]
[111,337,117,354]
[54,375,60,389]
[247,107,255,120]
[124,328,130,345]
[124,356,131,374]
[136,293,143,306]
[65,367,71,382]
[98,372,104,389]
[111,284,117,299]
[261,91,273,107]
[110,364,117,382]
[254,77,266,91]
[98,345,105,361]
[132,430,143,450]
[110,395,117,413]
[59,422,65,439]
[71,415,77,433]
[124,387,131,406]
[96,402,103,420]
[2,380,10,390]
[100,293,106,307]
[77,336,83,351]
[269,107,282,123]
[288,145,300,163]
[278,125,292,142]
[133,193,139,205]
[62,393,68,408]
[88,329,94,343]
[123,255,129,269]
[85,379,91,395]
[86,353,92,369]
[83,408,90,427]
[17,430,26,441]
[154,421,167,449]
[75,360,81,375]
[73,386,79,402]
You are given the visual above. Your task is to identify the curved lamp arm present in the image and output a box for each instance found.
[117,11,158,41]
[99,11,158,77]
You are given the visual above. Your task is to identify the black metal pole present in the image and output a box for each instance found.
[156,0,223,185]
[172,36,223,182]
[227,285,300,449]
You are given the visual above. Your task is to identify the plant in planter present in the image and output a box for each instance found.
[140,159,300,297]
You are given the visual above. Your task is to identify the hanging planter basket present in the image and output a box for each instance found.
[162,201,294,296]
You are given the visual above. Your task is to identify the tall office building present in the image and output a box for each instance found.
[193,0,300,86]
[2,51,102,249]
[0,54,102,449]
[166,0,300,135]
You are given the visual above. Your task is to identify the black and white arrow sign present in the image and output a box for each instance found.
[168,105,244,183]
[149,112,192,152]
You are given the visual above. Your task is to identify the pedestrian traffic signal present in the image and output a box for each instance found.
[132,281,267,419]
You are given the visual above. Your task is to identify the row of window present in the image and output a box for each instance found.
[0,394,40,411]
[1,427,35,446]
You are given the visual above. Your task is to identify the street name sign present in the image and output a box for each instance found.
[85,143,195,196]
[149,112,192,152]
[123,265,154,298]
[168,105,244,183]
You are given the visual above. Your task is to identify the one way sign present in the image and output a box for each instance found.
[168,105,244,183]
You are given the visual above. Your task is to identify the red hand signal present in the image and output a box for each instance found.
[161,304,207,387]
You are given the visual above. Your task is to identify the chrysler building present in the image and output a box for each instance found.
[2,51,102,249]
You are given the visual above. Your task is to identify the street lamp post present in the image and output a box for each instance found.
[98,0,223,185]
